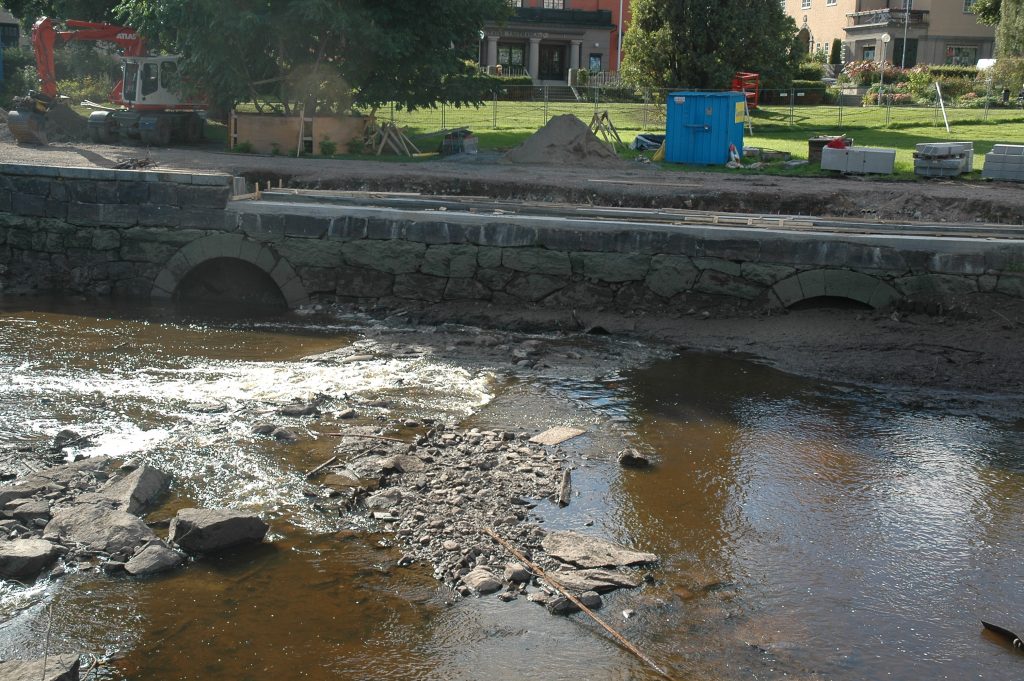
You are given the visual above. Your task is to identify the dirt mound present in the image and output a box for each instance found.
[502,114,623,167]
[45,103,89,142]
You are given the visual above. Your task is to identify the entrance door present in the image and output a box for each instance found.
[538,44,565,81]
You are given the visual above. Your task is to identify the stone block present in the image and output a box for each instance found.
[569,252,650,282]
[179,208,224,230]
[11,176,51,196]
[867,281,902,309]
[276,239,344,268]
[505,273,567,301]
[502,247,571,276]
[296,266,337,294]
[44,199,67,219]
[341,239,425,274]
[703,238,761,262]
[190,173,232,187]
[138,204,181,228]
[694,269,764,299]
[48,180,68,202]
[822,269,881,305]
[929,252,987,275]
[740,262,795,286]
[406,220,469,244]
[443,277,492,301]
[0,189,11,212]
[797,268,826,299]
[770,274,804,307]
[995,273,1024,298]
[894,273,977,299]
[270,256,299,286]
[178,185,231,209]
[284,214,331,238]
[336,267,394,298]
[543,281,614,308]
[477,246,502,269]
[152,269,178,296]
[12,194,47,217]
[120,239,180,263]
[477,267,515,291]
[365,217,406,240]
[978,274,998,293]
[645,255,698,297]
[693,257,742,277]
[1,163,60,177]
[394,273,448,302]
[476,222,537,247]
[240,213,284,241]
[421,244,478,277]
[117,181,150,205]
[280,277,309,307]
[148,183,181,206]
[328,216,368,241]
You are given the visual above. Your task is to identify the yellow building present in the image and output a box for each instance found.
[781,0,994,68]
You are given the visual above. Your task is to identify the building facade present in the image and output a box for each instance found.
[480,1,630,84]
[782,0,994,68]
[0,9,21,49]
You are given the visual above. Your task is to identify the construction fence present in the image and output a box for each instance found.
[384,85,1024,135]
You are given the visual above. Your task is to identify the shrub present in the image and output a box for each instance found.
[795,61,825,81]
[232,141,253,153]
[829,39,843,66]
[318,136,337,156]
[927,65,978,80]
[56,75,115,103]
[791,79,827,90]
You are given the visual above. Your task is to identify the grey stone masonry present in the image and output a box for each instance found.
[983,144,1024,182]
[2,163,1024,313]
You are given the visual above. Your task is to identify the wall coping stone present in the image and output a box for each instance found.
[0,163,231,186]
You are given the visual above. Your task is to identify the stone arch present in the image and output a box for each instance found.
[797,28,812,56]
[769,268,901,310]
[150,233,309,309]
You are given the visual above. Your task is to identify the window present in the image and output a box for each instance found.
[945,45,978,65]
[543,0,565,8]
[589,54,602,72]
[964,0,976,12]
[160,61,180,91]
[498,45,525,68]
[826,0,837,5]
[507,0,522,6]
[862,45,876,61]
[893,38,917,68]
[141,62,160,96]
[0,24,19,48]
[801,0,810,9]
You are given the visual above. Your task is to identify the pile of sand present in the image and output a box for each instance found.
[502,114,623,167]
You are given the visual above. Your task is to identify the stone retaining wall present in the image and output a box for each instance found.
[2,163,1024,313]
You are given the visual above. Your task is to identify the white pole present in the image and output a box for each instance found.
[936,81,951,133]
[901,0,911,68]
[617,0,624,73]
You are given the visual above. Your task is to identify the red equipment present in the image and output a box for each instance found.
[31,17,145,101]
[731,72,760,110]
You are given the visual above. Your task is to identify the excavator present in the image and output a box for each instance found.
[6,17,205,145]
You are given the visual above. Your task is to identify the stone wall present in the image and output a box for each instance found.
[2,162,1024,313]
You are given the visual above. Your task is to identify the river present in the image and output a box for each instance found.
[0,299,1022,680]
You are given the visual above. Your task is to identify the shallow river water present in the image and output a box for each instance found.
[1,299,1022,681]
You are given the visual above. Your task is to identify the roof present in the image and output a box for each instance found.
[0,9,18,25]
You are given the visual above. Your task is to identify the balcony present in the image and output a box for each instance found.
[510,7,614,28]
[847,9,928,28]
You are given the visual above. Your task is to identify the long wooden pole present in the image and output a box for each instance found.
[484,527,673,680]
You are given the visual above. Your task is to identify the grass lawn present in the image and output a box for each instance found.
[69,100,1024,179]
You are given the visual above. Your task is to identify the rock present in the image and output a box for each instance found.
[277,401,320,417]
[88,465,168,514]
[168,508,268,553]
[366,489,402,510]
[187,402,226,414]
[322,470,362,489]
[541,531,657,569]
[9,499,51,525]
[338,408,357,419]
[462,567,502,594]
[442,540,460,552]
[0,487,38,507]
[0,655,80,681]
[0,538,59,580]
[380,455,425,474]
[546,596,579,615]
[617,448,653,468]
[44,503,156,555]
[271,427,299,443]
[125,541,185,576]
[101,560,126,575]
[51,429,81,449]
[579,591,602,608]
[252,422,277,435]
[551,568,641,594]
[622,609,636,619]
[503,561,531,583]
[341,354,374,364]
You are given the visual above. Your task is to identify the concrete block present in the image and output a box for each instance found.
[190,173,232,187]
[179,208,224,230]
[328,216,368,241]
[365,217,406,240]
[476,221,537,248]
[178,185,230,209]
[0,163,60,177]
[797,268,826,299]
[117,181,150,205]
[11,176,52,195]
[148,183,181,206]
[12,194,47,217]
[992,144,1024,155]
[406,220,469,244]
[139,204,181,228]
[0,189,11,212]
[771,274,804,307]
[823,269,880,305]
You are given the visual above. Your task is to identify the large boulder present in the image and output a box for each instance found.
[462,567,502,594]
[0,538,59,580]
[124,540,185,576]
[80,464,168,514]
[541,531,657,569]
[168,508,268,553]
[548,568,640,594]
[43,503,156,555]
[0,655,80,681]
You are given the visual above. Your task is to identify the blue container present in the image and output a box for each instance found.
[664,91,745,165]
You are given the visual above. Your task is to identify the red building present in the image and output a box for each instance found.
[480,0,632,84]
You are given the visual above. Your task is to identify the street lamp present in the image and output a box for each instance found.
[617,0,624,73]
[879,33,891,106]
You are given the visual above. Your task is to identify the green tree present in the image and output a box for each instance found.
[973,0,1002,27]
[114,0,506,113]
[620,0,800,89]
[0,0,119,24]
[996,0,1024,57]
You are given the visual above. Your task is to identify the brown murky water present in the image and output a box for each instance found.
[1,299,1022,681]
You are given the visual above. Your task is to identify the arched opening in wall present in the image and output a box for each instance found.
[789,296,873,311]
[174,258,288,314]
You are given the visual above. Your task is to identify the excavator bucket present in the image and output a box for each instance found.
[6,109,49,145]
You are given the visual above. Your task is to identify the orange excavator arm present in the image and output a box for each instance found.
[32,16,146,99]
